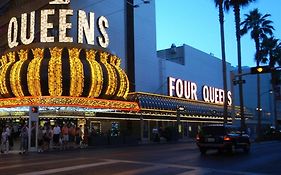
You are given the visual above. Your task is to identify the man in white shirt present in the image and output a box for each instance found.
[53,123,61,147]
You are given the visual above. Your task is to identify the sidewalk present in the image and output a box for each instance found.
[1,137,197,155]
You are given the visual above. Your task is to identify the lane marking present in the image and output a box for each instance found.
[104,159,266,175]
[113,165,165,175]
[17,160,117,175]
[0,153,85,165]
[0,157,88,170]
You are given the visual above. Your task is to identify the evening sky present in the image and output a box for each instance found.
[156,0,281,68]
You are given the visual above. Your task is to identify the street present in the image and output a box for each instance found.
[0,140,281,175]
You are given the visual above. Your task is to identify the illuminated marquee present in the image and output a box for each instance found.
[7,0,109,49]
[168,77,232,105]
[0,0,131,109]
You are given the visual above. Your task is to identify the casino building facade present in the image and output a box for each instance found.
[0,0,253,150]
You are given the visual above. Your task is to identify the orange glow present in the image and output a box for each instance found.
[0,96,140,112]
[223,136,231,141]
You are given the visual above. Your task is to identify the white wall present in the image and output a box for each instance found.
[134,0,160,93]
[157,44,232,99]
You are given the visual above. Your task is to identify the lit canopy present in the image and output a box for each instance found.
[0,43,138,111]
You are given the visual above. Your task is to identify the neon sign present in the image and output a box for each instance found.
[7,0,109,49]
[168,77,232,105]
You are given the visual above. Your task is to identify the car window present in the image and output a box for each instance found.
[200,126,226,135]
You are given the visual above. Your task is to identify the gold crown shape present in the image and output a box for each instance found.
[49,0,70,5]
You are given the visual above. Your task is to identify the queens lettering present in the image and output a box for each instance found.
[202,85,232,106]
[7,9,110,49]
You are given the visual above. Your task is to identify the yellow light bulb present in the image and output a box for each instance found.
[257,68,263,72]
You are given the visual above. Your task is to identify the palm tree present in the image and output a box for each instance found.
[260,37,281,67]
[226,0,255,131]
[214,0,228,124]
[260,36,281,129]
[241,9,274,63]
[240,8,274,139]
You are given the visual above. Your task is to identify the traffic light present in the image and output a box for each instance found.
[250,66,272,74]
[31,106,38,113]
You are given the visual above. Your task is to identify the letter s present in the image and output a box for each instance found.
[227,91,232,106]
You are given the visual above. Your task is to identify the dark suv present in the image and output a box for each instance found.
[196,125,250,154]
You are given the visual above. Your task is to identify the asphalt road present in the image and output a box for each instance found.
[0,140,281,175]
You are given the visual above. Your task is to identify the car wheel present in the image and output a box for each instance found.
[199,147,207,154]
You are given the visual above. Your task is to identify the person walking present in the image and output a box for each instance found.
[19,124,28,154]
[1,127,9,154]
[6,125,13,150]
[75,125,82,148]
[53,123,61,149]
[37,126,44,152]
[61,124,69,150]
[43,125,52,151]
[83,125,89,148]
[68,125,75,149]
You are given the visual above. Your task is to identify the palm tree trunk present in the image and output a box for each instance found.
[218,2,228,124]
[233,5,245,130]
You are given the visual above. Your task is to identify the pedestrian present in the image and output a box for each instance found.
[37,126,44,152]
[83,125,89,148]
[49,125,54,149]
[43,125,52,151]
[1,127,9,154]
[5,125,12,150]
[61,123,69,150]
[75,125,82,148]
[19,124,28,154]
[68,125,75,148]
[53,123,61,148]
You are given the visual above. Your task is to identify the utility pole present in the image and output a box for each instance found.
[232,72,247,129]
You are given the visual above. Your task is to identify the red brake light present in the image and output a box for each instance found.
[223,136,231,141]
[196,134,200,140]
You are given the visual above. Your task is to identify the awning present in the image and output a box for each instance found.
[128,92,253,123]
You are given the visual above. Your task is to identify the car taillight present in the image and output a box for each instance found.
[223,136,231,141]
